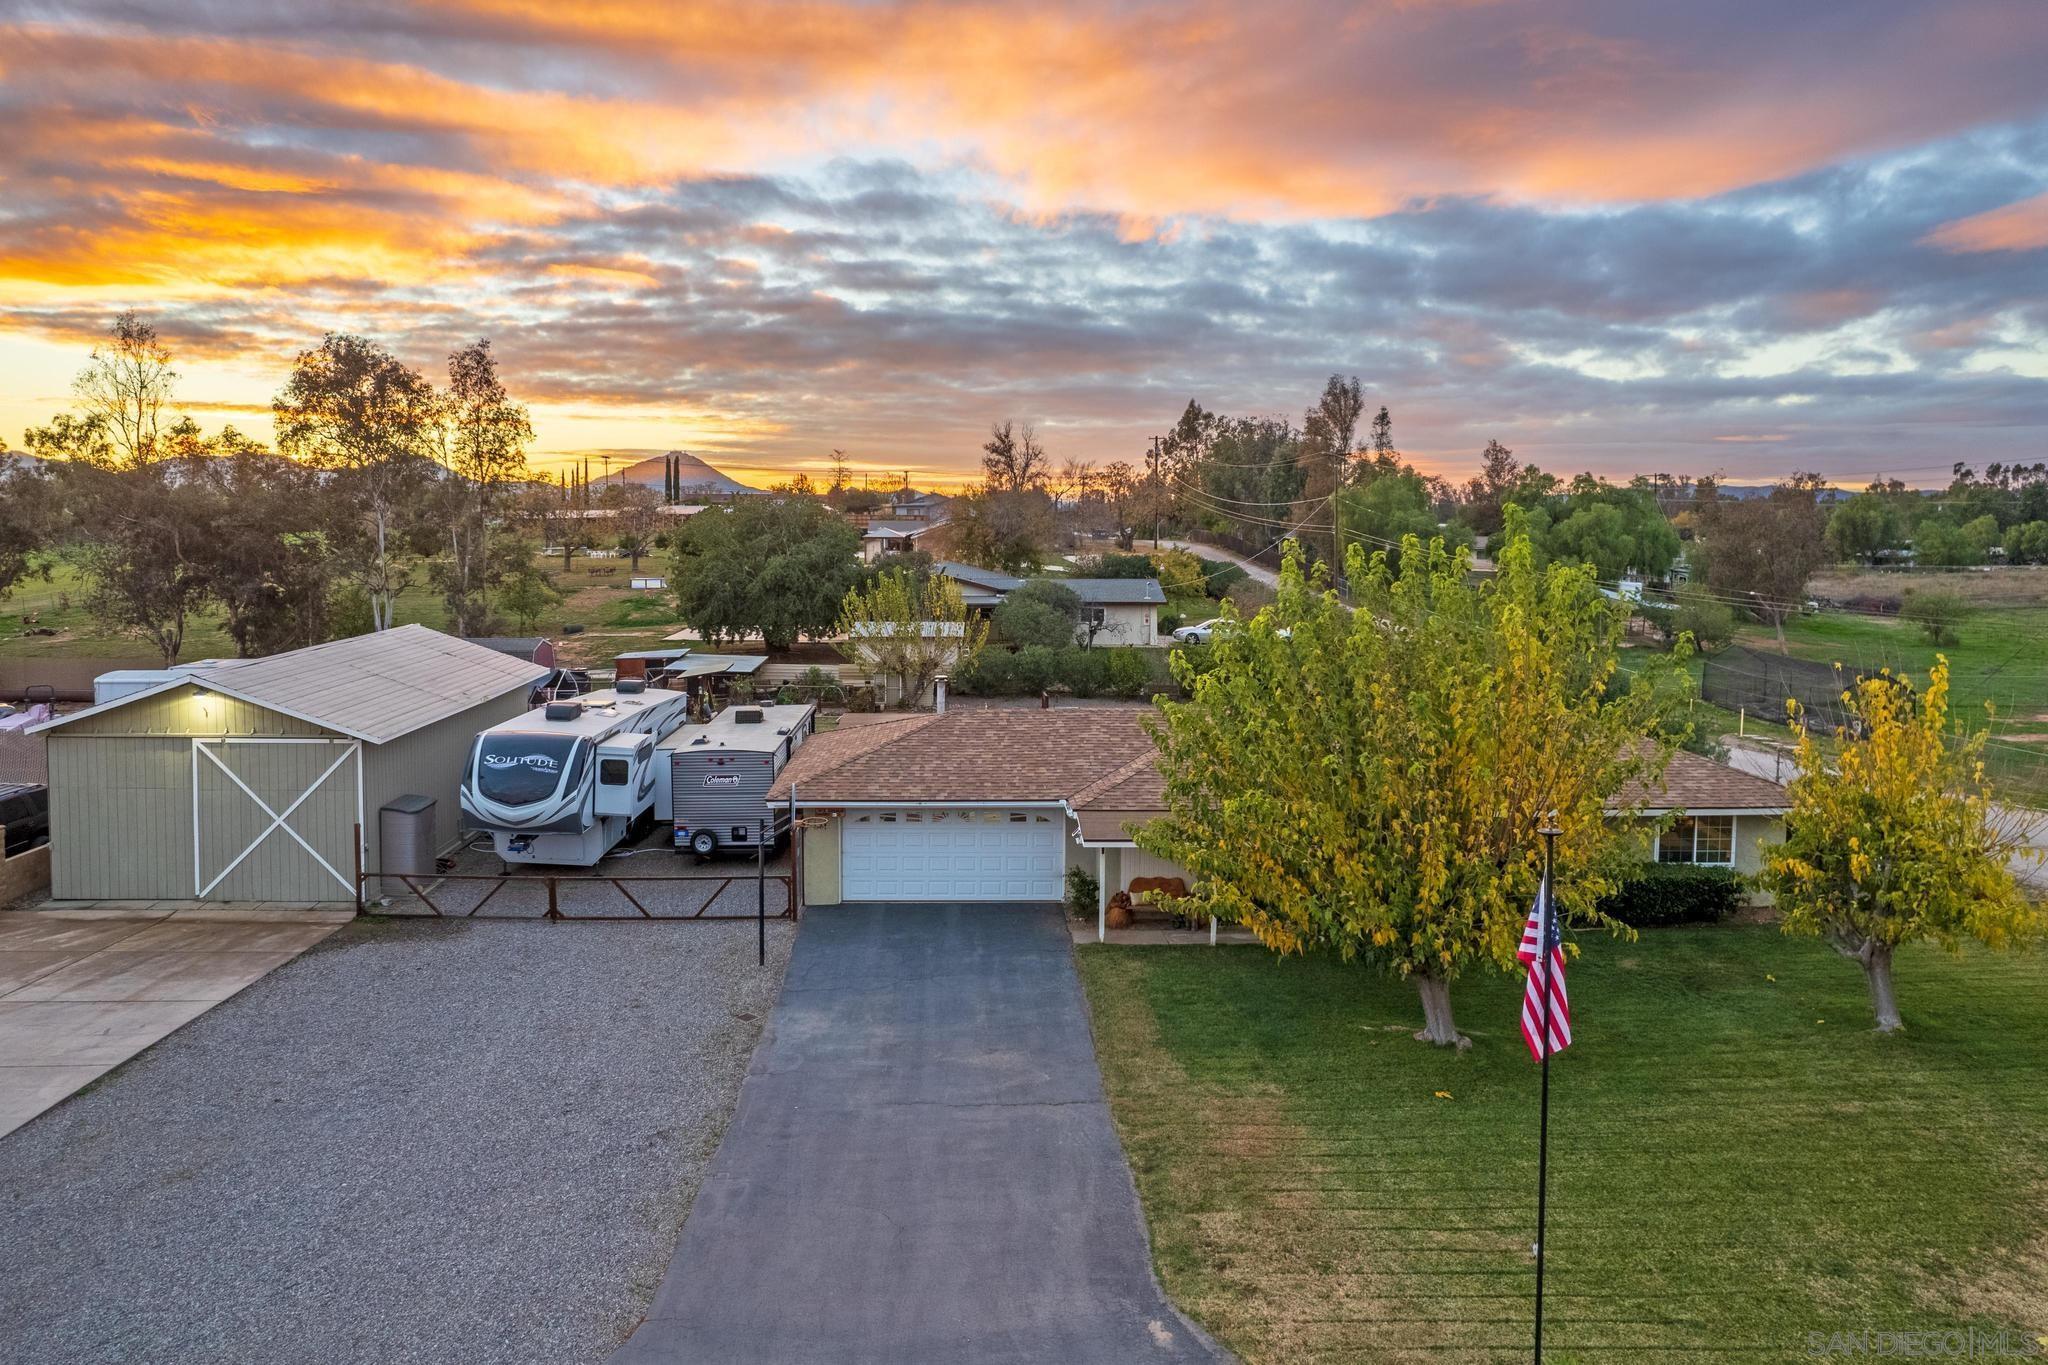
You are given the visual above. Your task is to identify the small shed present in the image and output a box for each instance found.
[32,626,547,903]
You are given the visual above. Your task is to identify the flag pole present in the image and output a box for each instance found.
[1533,822,1560,1364]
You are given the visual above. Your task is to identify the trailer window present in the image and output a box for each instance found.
[599,758,630,785]
[476,735,580,805]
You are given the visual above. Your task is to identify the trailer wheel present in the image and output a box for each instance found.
[689,828,718,858]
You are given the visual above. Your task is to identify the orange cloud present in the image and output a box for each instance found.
[1923,191,2048,253]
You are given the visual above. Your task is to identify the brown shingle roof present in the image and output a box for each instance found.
[772,710,1788,834]
[1613,749,1789,813]
[768,707,1157,804]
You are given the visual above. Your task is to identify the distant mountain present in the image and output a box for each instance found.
[613,451,757,496]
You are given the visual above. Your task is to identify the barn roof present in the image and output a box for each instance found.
[34,625,548,745]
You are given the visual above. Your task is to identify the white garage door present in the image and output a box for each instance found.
[841,808,1064,902]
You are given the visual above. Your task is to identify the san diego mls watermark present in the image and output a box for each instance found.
[1807,1326,2046,1359]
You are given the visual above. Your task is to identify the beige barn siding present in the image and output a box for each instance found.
[195,740,360,901]
[59,685,331,740]
[361,690,530,869]
[48,736,196,900]
[801,814,842,906]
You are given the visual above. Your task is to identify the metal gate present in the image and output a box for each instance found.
[357,869,795,921]
[193,737,362,900]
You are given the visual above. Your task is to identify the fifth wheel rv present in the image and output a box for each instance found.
[460,680,692,865]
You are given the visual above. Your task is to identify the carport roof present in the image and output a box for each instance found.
[34,624,549,745]
[769,707,1157,805]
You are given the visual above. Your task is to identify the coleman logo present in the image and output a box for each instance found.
[704,773,741,788]
[484,753,560,773]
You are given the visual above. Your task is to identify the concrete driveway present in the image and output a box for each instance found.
[611,902,1230,1365]
[0,906,346,1137]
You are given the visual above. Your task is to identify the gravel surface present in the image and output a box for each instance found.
[0,916,794,1365]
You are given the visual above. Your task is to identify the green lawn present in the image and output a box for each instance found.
[1079,928,2048,1363]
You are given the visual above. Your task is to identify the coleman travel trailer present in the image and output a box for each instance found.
[659,702,816,857]
[460,680,693,865]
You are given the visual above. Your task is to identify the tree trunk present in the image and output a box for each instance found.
[1773,609,1788,654]
[1413,973,1469,1048]
[1861,941,1903,1033]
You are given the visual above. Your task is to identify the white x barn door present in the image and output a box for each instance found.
[191,738,363,900]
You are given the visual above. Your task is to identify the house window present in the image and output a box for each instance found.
[1085,607,1106,628]
[1657,815,1735,866]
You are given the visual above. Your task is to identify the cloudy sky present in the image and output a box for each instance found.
[3,0,2046,488]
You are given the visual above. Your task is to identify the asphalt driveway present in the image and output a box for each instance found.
[611,902,1230,1365]
[0,917,793,1365]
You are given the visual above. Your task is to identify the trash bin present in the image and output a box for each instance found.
[379,795,436,894]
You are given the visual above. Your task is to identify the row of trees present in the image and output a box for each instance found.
[1138,523,2040,1042]
[1826,467,2048,566]
[0,314,613,661]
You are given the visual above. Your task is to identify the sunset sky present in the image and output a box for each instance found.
[3,0,2046,489]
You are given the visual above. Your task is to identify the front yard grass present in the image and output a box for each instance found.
[1077,926,2048,1363]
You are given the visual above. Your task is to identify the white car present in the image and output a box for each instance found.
[1172,618,1226,644]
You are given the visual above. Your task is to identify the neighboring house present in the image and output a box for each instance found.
[1613,748,1790,878]
[935,562,1165,646]
[769,709,1791,917]
[860,518,949,562]
[30,626,548,903]
[887,491,949,522]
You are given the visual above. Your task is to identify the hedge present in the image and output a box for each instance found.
[954,645,1174,699]
[1596,862,1748,927]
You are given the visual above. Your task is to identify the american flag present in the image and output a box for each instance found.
[1518,879,1572,1061]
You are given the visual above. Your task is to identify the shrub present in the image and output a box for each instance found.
[1106,647,1151,698]
[1151,548,1208,598]
[1065,865,1100,920]
[1064,647,1110,698]
[994,579,1081,647]
[1158,610,1183,634]
[1903,588,1969,646]
[1009,645,1064,694]
[1672,589,1735,652]
[1088,553,1158,579]
[1597,862,1747,927]
[1223,579,1276,614]
[1198,557,1247,598]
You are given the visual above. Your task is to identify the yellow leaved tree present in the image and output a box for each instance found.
[835,568,987,709]
[1760,661,2041,1032]
[1138,515,1680,1046]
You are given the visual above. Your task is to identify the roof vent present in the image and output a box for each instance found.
[544,701,582,722]
[615,678,647,695]
[733,707,765,724]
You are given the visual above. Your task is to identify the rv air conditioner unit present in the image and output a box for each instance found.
[615,678,647,695]
[544,701,582,722]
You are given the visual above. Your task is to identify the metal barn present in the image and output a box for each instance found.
[33,626,546,903]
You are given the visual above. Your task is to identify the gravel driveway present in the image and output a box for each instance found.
[0,916,793,1365]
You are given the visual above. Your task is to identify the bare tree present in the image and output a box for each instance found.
[72,311,176,465]
[982,420,1050,492]
[1098,461,1141,550]
[599,482,665,570]
[1300,375,1364,574]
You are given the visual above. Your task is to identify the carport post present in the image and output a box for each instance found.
[756,819,767,965]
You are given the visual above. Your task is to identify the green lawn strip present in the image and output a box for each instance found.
[1078,928,2048,1364]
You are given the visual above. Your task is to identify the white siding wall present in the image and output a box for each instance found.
[1084,603,1157,647]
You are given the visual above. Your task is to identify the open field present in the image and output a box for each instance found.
[1078,928,2048,1364]
[0,554,680,662]
[1726,605,2048,807]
